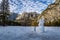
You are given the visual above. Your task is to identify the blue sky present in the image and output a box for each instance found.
[0,0,55,14]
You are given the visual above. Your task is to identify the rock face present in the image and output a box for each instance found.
[41,0,60,26]
[15,12,39,26]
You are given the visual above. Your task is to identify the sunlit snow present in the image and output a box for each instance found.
[0,26,60,40]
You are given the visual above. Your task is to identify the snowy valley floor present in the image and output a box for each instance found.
[0,26,60,40]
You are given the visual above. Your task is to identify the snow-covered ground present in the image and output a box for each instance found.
[0,26,60,40]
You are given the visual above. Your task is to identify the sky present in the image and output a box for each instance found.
[0,0,55,14]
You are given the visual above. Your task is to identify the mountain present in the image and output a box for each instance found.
[8,13,19,21]
[15,12,39,26]
[41,0,60,26]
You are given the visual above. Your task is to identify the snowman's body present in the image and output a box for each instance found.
[38,17,45,32]
[38,18,44,26]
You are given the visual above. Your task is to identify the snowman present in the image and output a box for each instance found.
[38,16,45,32]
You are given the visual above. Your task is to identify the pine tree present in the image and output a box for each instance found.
[0,0,10,26]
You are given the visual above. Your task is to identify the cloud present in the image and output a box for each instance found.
[9,0,55,14]
[9,5,17,12]
[18,0,48,14]
[0,0,2,3]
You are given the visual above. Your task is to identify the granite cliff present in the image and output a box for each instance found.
[41,0,60,26]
